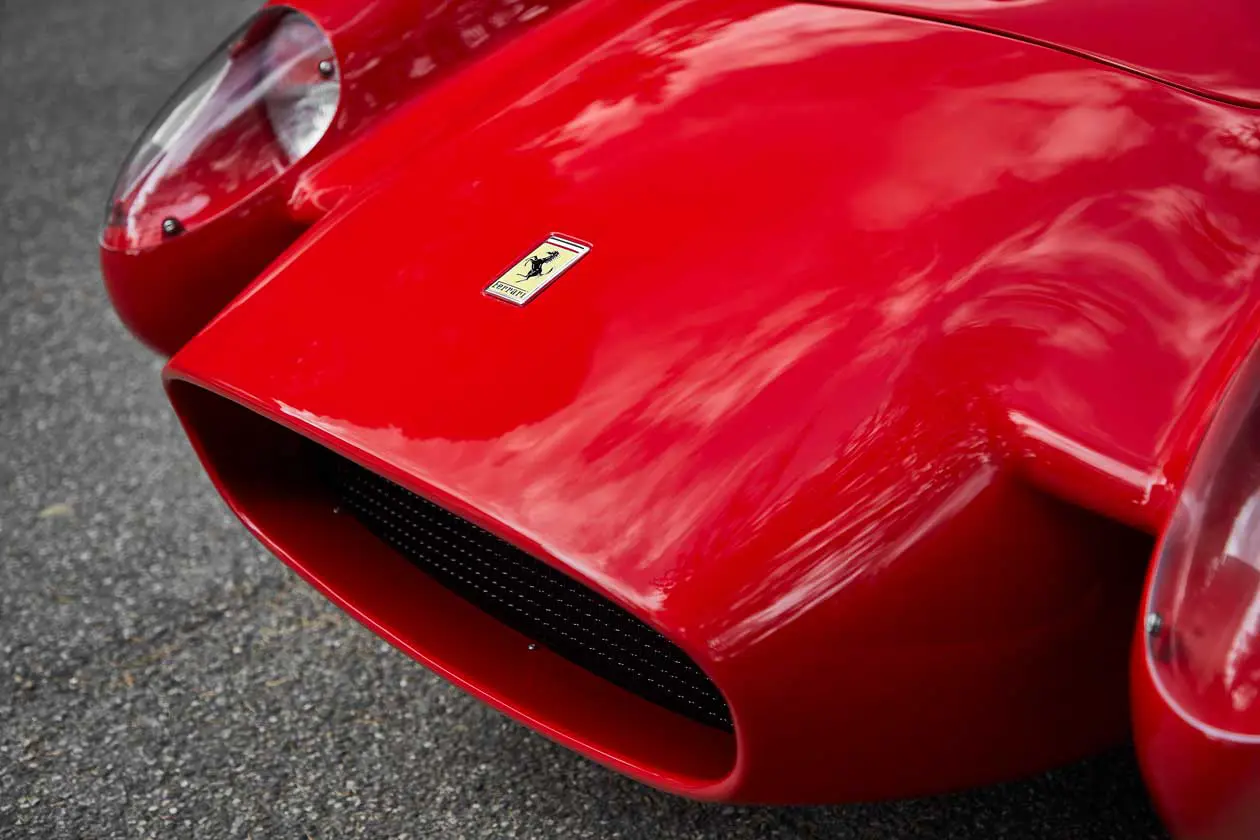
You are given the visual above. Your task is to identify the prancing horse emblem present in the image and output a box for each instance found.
[485,235,591,306]
[519,250,561,281]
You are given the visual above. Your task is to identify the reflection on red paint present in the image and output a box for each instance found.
[160,0,1259,801]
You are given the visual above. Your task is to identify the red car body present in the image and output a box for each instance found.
[101,1,1260,835]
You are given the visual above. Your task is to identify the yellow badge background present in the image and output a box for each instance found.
[485,237,588,305]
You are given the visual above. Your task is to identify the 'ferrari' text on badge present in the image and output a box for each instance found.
[485,234,590,306]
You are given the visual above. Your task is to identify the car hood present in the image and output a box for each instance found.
[168,0,1260,661]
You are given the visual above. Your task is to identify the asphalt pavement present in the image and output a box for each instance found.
[0,0,1171,836]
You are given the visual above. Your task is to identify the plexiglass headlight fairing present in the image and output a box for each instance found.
[103,8,340,252]
[1146,344,1260,741]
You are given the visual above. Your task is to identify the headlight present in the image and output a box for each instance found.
[1147,346,1260,739]
[104,8,340,250]
[261,13,340,164]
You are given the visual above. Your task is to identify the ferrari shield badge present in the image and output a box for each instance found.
[485,234,590,305]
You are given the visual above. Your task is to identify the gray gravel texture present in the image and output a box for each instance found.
[0,0,1172,837]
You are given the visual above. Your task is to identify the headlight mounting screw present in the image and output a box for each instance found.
[161,217,184,238]
[318,59,336,79]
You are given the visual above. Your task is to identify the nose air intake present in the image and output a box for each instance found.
[319,448,734,732]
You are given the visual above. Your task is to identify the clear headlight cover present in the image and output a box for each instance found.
[104,8,339,250]
[1148,346,1260,740]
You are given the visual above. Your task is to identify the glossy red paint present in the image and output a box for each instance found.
[101,0,1260,824]
[156,0,1260,803]
[1135,613,1260,840]
[283,0,1260,536]
[838,0,1260,107]
[101,198,307,356]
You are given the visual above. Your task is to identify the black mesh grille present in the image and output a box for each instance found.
[319,450,733,732]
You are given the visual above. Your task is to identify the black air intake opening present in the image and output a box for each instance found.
[319,451,733,732]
